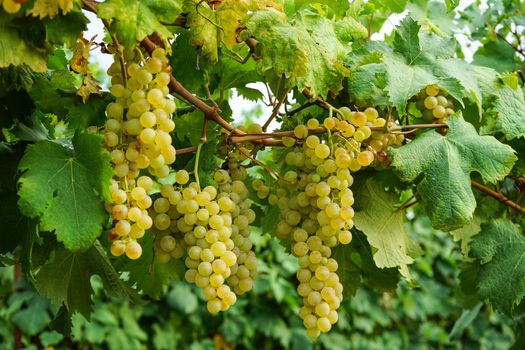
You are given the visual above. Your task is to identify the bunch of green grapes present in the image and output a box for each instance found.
[1,0,23,14]
[272,107,404,338]
[416,85,455,121]
[150,168,257,313]
[100,48,177,260]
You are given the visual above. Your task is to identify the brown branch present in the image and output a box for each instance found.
[230,123,447,143]
[234,144,284,180]
[176,146,199,155]
[471,180,525,214]
[263,88,288,131]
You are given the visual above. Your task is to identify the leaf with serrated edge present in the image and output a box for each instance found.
[244,9,349,98]
[389,115,516,231]
[494,86,525,140]
[98,0,183,51]
[35,241,142,318]
[353,178,419,278]
[18,133,113,251]
[469,219,525,315]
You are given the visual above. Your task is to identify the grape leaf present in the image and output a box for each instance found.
[393,17,421,64]
[389,115,517,231]
[450,215,482,260]
[26,0,75,19]
[353,177,420,278]
[0,14,47,72]
[34,241,143,318]
[469,219,525,315]
[244,9,350,98]
[113,234,183,299]
[18,133,113,251]
[494,86,525,140]
[383,54,438,113]
[184,0,221,64]
[98,0,183,51]
[334,231,399,298]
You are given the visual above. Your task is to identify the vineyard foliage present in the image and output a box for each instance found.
[0,0,525,347]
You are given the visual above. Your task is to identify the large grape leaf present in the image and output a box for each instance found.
[353,177,420,278]
[389,115,516,231]
[34,241,143,318]
[469,219,525,315]
[98,0,183,51]
[494,86,525,140]
[0,14,47,72]
[17,133,113,251]
[244,9,350,98]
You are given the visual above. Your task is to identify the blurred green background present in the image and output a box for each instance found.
[0,215,518,350]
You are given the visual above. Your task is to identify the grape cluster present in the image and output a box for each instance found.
[416,85,455,121]
[100,48,177,260]
[269,107,403,338]
[1,0,22,14]
[150,168,257,312]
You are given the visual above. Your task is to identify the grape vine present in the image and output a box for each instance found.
[1,0,525,346]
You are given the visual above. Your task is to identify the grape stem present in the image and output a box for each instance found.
[234,144,285,181]
[262,88,289,132]
[194,143,204,191]
[471,180,525,214]
[83,0,127,85]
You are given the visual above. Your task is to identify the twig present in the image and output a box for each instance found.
[471,180,525,214]
[263,88,288,131]
[281,100,316,117]
[83,0,127,85]
[496,32,525,59]
[176,146,199,155]
[234,144,284,180]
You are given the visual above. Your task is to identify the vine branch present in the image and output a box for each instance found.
[471,180,525,214]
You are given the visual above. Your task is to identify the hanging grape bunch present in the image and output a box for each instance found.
[98,48,177,260]
[417,85,456,121]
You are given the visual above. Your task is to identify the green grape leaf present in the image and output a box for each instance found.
[390,115,517,231]
[393,17,421,64]
[469,219,525,315]
[0,14,47,72]
[17,133,113,251]
[494,86,525,140]
[383,54,438,113]
[450,215,482,260]
[98,0,183,51]
[113,234,183,299]
[244,9,350,98]
[353,177,420,278]
[334,231,400,297]
[34,241,142,318]
[473,40,516,73]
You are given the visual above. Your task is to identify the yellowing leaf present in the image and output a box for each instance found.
[244,9,350,98]
[98,0,183,51]
[69,38,91,74]
[26,0,75,19]
[77,74,102,103]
